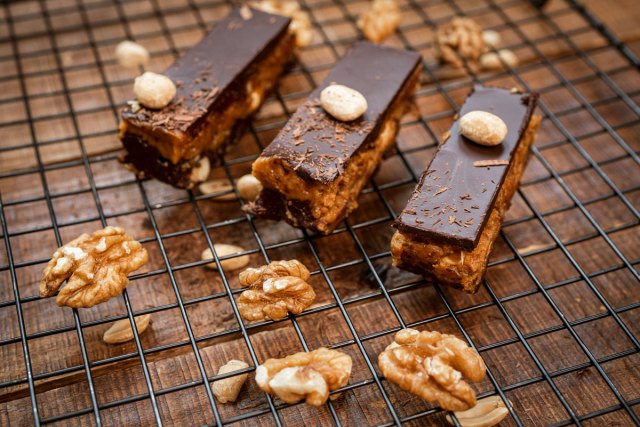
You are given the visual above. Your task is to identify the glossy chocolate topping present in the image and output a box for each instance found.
[394,85,538,250]
[121,7,291,134]
[260,41,422,184]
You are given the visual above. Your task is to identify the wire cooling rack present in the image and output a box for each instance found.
[0,0,638,425]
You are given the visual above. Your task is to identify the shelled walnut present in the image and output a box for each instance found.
[240,259,310,286]
[236,174,262,200]
[237,260,315,321]
[40,226,148,308]
[435,17,485,69]
[201,243,250,271]
[378,328,486,411]
[357,0,401,44]
[115,40,149,69]
[255,347,352,406]
[252,0,313,47]
[479,49,518,70]
[134,71,176,109]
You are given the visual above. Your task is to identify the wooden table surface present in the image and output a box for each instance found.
[583,0,640,46]
[0,0,638,426]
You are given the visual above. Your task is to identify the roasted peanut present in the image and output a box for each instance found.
[115,40,149,69]
[189,157,210,183]
[202,244,251,271]
[212,359,250,403]
[198,179,235,200]
[479,49,518,70]
[133,71,176,109]
[320,84,368,122]
[236,174,262,200]
[481,30,501,49]
[459,110,508,146]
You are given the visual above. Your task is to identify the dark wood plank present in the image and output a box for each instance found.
[0,0,638,426]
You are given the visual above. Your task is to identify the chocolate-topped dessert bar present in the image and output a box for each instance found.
[245,42,422,234]
[119,7,295,189]
[391,85,540,293]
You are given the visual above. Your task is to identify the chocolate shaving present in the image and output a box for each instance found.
[473,160,510,167]
[205,87,220,102]
[271,99,377,182]
[433,186,448,196]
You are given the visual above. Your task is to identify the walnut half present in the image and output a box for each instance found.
[357,0,401,44]
[40,226,148,308]
[237,260,316,321]
[435,17,485,69]
[378,328,486,411]
[255,347,352,406]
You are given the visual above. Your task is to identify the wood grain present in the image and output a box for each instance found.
[583,0,640,44]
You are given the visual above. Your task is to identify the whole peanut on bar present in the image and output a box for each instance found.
[320,84,368,122]
[459,111,508,146]
[134,71,176,109]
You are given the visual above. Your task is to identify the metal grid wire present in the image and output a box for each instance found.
[0,0,638,425]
